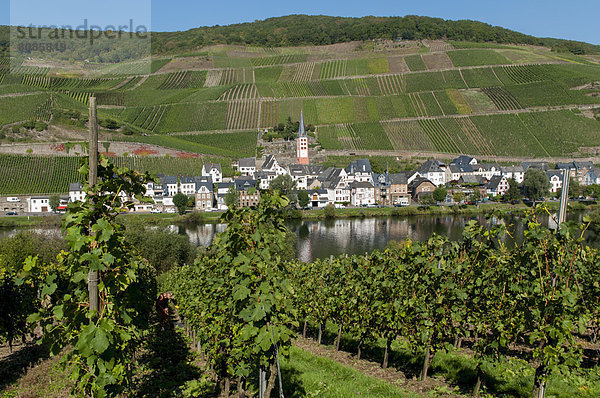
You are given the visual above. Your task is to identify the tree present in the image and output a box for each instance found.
[173,193,189,215]
[504,178,521,202]
[471,188,481,202]
[523,168,550,204]
[49,195,60,213]
[569,177,580,198]
[452,190,465,204]
[225,184,238,209]
[298,190,310,208]
[432,187,447,203]
[584,184,600,198]
[419,194,436,206]
[323,203,336,218]
[270,174,298,203]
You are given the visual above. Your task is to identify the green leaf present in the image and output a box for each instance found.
[233,285,251,301]
[92,327,110,354]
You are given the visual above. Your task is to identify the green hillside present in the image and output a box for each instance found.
[2,26,600,184]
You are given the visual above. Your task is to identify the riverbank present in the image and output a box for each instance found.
[299,202,561,220]
[0,201,572,229]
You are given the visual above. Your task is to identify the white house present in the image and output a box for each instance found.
[238,158,256,178]
[69,182,86,202]
[160,176,179,196]
[261,155,287,176]
[195,180,214,211]
[144,181,164,198]
[180,177,197,196]
[452,155,478,166]
[502,166,525,184]
[546,170,563,193]
[28,197,50,213]
[307,189,329,208]
[486,176,510,197]
[257,171,278,190]
[350,181,375,206]
[322,177,351,204]
[346,159,373,183]
[449,163,474,182]
[473,163,502,180]
[202,163,223,183]
[288,164,325,191]
[417,160,447,187]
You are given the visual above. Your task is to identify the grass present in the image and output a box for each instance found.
[305,316,599,398]
[446,89,472,114]
[352,122,394,150]
[281,346,412,398]
[153,102,228,133]
[506,81,599,107]
[404,71,467,92]
[460,89,496,113]
[254,66,283,82]
[316,97,355,125]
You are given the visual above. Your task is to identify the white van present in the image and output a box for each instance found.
[6,197,20,202]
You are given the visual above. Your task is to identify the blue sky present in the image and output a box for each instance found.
[2,0,599,44]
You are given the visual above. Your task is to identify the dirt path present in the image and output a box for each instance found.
[322,148,600,164]
[0,141,199,157]
[0,92,45,99]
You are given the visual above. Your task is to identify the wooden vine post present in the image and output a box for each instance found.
[88,96,99,316]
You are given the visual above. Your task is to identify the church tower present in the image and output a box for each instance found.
[297,110,309,165]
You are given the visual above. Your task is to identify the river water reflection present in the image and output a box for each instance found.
[181,211,595,262]
[2,212,595,263]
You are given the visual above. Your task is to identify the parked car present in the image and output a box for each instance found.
[6,211,17,215]
[150,208,161,214]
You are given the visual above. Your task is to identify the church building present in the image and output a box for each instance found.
[297,110,309,165]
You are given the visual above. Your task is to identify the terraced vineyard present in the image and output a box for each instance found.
[382,120,435,151]
[418,119,461,153]
[226,100,260,130]
[481,87,523,110]
[0,155,80,194]
[3,38,600,161]
[0,153,236,194]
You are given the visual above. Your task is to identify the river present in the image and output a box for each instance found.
[2,212,596,263]
[180,211,595,262]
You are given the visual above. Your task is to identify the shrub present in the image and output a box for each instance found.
[22,120,36,130]
[34,121,48,131]
[99,118,121,130]
[323,203,336,218]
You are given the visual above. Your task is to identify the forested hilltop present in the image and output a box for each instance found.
[0,15,599,62]
[150,15,600,55]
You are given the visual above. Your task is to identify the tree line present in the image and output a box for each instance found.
[150,15,600,55]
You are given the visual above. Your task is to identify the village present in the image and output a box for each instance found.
[1,113,597,215]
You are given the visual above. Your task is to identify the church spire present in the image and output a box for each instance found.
[298,109,306,138]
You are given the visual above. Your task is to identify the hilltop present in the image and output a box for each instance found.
[1,15,599,62]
